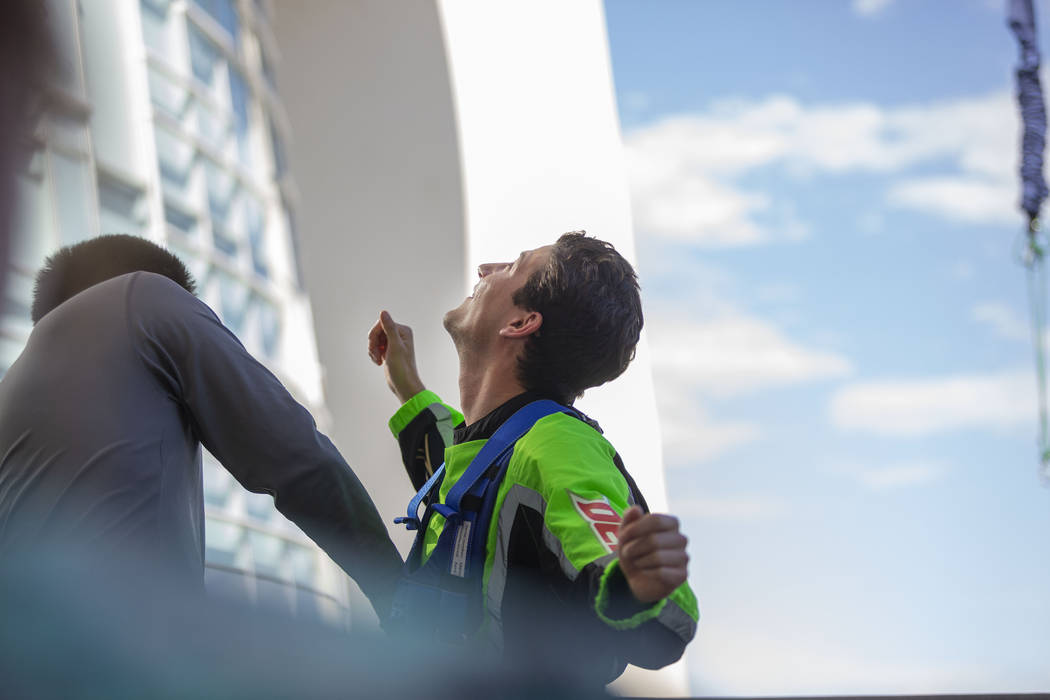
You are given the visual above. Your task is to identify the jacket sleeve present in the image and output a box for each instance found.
[515,417,698,672]
[387,389,464,491]
[127,272,403,617]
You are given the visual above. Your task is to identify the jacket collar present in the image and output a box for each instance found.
[453,391,555,444]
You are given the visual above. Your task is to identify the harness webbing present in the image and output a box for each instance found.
[445,400,570,513]
[389,400,577,642]
[1023,227,1050,484]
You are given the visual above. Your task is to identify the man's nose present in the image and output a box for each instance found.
[478,262,509,277]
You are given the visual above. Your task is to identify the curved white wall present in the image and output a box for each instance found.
[274,0,467,626]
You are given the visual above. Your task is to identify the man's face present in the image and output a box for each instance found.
[443,244,554,347]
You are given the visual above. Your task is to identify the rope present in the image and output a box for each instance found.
[1021,219,1050,484]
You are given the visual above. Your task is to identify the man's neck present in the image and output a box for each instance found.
[456,347,526,425]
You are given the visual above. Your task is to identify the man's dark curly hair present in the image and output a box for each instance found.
[31,234,196,324]
[512,231,643,403]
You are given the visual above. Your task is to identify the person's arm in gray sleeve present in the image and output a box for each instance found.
[128,272,402,618]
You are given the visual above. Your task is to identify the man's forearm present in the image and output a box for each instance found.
[272,456,403,619]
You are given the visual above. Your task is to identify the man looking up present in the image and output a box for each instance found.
[0,234,401,617]
[368,232,697,684]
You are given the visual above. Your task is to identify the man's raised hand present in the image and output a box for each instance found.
[616,507,689,604]
[367,310,425,404]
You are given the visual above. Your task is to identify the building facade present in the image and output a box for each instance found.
[4,0,352,626]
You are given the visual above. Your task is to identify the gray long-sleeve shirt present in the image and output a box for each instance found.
[0,271,401,612]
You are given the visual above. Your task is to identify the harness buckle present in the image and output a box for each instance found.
[394,516,420,531]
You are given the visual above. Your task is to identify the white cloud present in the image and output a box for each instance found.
[856,462,946,489]
[650,314,853,398]
[655,385,760,467]
[830,459,949,490]
[674,495,786,521]
[888,176,1019,225]
[852,0,896,17]
[627,170,770,245]
[973,301,1030,341]
[647,311,851,466]
[636,250,737,309]
[829,370,1035,436]
[623,89,1018,245]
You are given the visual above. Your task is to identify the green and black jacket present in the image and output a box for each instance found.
[389,389,698,684]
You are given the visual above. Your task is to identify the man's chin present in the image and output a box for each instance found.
[441,308,459,335]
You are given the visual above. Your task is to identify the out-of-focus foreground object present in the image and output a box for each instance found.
[0,0,54,302]
[1008,0,1050,484]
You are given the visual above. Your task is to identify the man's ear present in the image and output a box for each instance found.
[499,310,542,339]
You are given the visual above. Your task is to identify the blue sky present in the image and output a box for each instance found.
[605,0,1050,694]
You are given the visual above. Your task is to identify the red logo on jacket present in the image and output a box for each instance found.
[569,492,622,553]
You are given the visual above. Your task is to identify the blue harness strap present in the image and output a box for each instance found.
[389,399,576,642]
[444,400,569,513]
[394,463,447,531]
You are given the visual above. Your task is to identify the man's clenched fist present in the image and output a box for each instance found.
[616,507,689,604]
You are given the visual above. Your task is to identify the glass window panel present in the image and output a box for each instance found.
[202,482,229,509]
[212,229,237,257]
[155,127,194,197]
[248,532,284,579]
[164,202,197,237]
[204,518,243,567]
[256,297,279,359]
[206,164,238,256]
[50,152,96,245]
[47,0,85,97]
[229,69,252,167]
[168,240,207,282]
[260,49,277,91]
[24,148,45,180]
[269,122,286,177]
[243,491,274,522]
[0,336,26,379]
[288,545,317,587]
[197,100,229,153]
[192,0,240,44]
[140,0,174,63]
[98,175,145,236]
[188,25,221,90]
[1,299,33,328]
[11,170,55,272]
[202,452,233,508]
[244,197,267,278]
[147,67,191,118]
[215,271,249,335]
[283,203,304,289]
[46,112,89,155]
[3,270,34,325]
[204,163,235,214]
